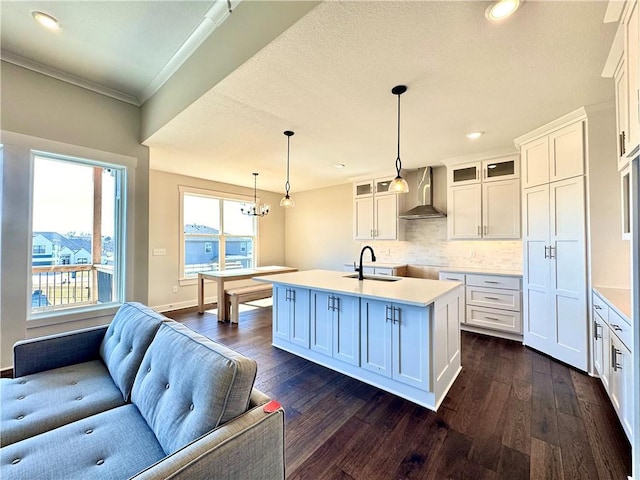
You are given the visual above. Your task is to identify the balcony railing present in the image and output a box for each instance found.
[31,264,113,312]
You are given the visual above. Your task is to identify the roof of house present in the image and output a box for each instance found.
[184,224,219,235]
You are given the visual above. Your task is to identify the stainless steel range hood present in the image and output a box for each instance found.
[398,167,446,219]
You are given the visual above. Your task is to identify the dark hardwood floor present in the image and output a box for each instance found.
[166,303,632,480]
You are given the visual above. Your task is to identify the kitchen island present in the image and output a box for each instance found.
[254,269,464,411]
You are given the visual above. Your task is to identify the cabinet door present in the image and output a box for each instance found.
[621,341,634,441]
[374,178,394,195]
[354,197,374,240]
[521,136,549,188]
[609,334,625,415]
[522,184,552,354]
[447,184,481,239]
[310,291,333,357]
[482,157,519,182]
[615,55,629,163]
[593,313,610,392]
[549,177,587,371]
[332,295,360,366]
[273,286,290,341]
[392,304,429,390]
[354,180,374,198]
[360,299,392,377]
[290,288,310,348]
[549,122,584,183]
[626,0,639,155]
[449,162,481,185]
[482,179,520,239]
[373,194,397,239]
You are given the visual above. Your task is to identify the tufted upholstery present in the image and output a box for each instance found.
[99,302,166,401]
[0,404,166,480]
[131,321,258,455]
[0,360,125,447]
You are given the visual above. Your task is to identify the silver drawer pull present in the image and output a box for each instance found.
[484,280,499,284]
[484,296,501,301]
[611,324,623,332]
[485,316,500,321]
[594,305,602,310]
[446,277,459,281]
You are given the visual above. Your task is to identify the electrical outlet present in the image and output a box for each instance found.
[172,286,178,293]
[470,250,476,258]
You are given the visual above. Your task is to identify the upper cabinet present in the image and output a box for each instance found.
[603,0,640,170]
[444,154,520,240]
[353,176,404,241]
[520,122,585,189]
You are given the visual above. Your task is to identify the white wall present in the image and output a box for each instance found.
[0,62,150,370]
[148,169,285,311]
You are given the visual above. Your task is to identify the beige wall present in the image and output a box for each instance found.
[586,106,631,289]
[0,62,150,370]
[148,169,285,310]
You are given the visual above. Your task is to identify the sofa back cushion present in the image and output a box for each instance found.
[99,302,165,401]
[131,321,258,455]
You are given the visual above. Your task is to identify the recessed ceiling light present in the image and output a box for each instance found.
[485,0,521,21]
[466,131,484,139]
[32,11,60,30]
[334,163,346,169]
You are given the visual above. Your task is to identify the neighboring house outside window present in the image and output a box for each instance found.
[180,187,257,277]
[30,153,126,316]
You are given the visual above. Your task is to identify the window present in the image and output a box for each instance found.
[30,153,126,315]
[180,187,256,277]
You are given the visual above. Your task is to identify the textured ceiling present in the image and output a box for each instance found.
[146,1,616,193]
[0,1,214,102]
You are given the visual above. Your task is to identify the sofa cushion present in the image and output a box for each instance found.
[99,302,165,401]
[0,404,165,480]
[0,360,125,447]
[132,321,257,455]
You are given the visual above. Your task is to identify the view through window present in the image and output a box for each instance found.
[182,190,256,276]
[30,153,125,315]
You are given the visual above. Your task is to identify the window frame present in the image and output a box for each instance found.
[179,186,258,283]
[28,150,128,320]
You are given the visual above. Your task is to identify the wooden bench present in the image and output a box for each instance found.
[224,284,273,323]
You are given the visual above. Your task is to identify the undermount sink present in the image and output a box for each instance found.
[343,274,401,282]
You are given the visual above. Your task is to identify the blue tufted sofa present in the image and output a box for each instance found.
[0,302,285,479]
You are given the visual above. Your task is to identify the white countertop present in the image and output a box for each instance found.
[593,286,631,322]
[254,269,461,307]
[438,266,523,277]
[343,262,408,268]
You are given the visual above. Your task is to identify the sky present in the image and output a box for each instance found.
[32,156,116,237]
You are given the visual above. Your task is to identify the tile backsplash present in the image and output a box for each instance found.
[365,218,522,271]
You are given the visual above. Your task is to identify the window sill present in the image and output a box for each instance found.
[27,303,121,329]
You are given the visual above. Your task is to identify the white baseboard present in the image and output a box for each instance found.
[153,297,216,313]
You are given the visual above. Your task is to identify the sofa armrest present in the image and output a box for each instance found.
[14,325,108,377]
[132,390,285,480]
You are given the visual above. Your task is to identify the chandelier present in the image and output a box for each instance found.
[240,173,270,217]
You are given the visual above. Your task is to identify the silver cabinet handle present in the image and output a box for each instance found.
[549,246,555,259]
[611,324,623,332]
[477,225,481,235]
[484,280,499,284]
[485,316,500,321]
[393,306,400,324]
[594,305,602,310]
[593,320,601,339]
[544,246,549,259]
[483,225,488,235]
[484,296,500,301]
[612,345,622,371]
[385,304,393,322]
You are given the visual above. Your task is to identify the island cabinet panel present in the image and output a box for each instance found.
[273,286,310,347]
[311,291,360,365]
[360,299,429,391]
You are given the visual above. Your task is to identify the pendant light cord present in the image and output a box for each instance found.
[285,136,291,196]
[396,92,402,177]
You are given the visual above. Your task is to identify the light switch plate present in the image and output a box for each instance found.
[153,248,167,256]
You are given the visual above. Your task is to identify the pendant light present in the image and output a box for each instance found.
[240,173,270,217]
[389,85,410,194]
[280,130,295,208]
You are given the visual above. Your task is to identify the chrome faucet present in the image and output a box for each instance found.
[356,246,376,281]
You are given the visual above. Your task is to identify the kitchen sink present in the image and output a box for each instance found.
[343,274,401,282]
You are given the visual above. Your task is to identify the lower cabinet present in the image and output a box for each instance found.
[311,291,360,365]
[592,309,610,392]
[273,286,310,347]
[609,334,633,440]
[360,298,429,390]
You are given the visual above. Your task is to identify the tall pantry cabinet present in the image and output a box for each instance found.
[515,108,590,371]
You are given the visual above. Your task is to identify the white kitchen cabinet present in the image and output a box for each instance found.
[522,177,587,371]
[593,294,610,392]
[603,0,639,170]
[448,156,519,186]
[447,179,520,240]
[360,298,429,390]
[448,162,481,186]
[343,263,407,277]
[520,122,585,188]
[353,176,403,240]
[610,334,633,441]
[310,290,360,365]
[273,286,310,347]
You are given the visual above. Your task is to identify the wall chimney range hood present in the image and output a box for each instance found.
[398,167,446,219]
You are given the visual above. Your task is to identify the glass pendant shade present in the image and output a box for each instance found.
[279,195,294,208]
[389,176,410,193]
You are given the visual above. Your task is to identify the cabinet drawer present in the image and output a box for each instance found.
[609,309,632,352]
[466,305,522,334]
[439,272,465,283]
[465,273,520,290]
[466,286,521,311]
[592,292,609,321]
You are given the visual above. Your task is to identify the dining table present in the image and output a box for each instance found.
[197,265,298,320]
